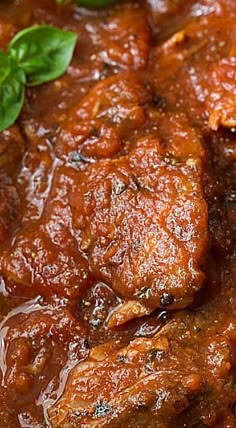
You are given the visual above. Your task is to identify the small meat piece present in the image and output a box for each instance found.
[85,3,150,70]
[155,112,206,160]
[0,166,90,299]
[49,316,235,427]
[48,324,201,428]
[57,73,151,160]
[1,304,87,391]
[0,298,88,413]
[70,138,208,324]
[207,57,236,131]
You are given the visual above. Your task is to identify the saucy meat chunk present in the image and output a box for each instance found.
[0,166,90,299]
[49,315,236,428]
[0,298,88,425]
[70,137,208,325]
[49,324,201,428]
[2,305,87,392]
[81,3,150,70]
[57,73,151,160]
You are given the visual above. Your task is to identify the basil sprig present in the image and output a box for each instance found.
[0,25,77,132]
[0,52,26,132]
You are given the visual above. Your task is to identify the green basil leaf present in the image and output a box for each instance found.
[0,50,12,86]
[8,25,77,86]
[0,54,25,132]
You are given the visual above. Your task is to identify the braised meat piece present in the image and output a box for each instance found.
[1,304,87,392]
[0,298,89,426]
[48,315,236,427]
[0,69,208,315]
[49,323,202,428]
[57,73,151,160]
[85,3,151,70]
[0,132,208,313]
[0,166,90,299]
[70,137,208,325]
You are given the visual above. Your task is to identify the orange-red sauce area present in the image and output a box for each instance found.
[0,1,235,427]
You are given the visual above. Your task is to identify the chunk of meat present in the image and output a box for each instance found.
[48,315,236,427]
[0,166,90,299]
[70,138,208,324]
[152,112,206,160]
[84,3,150,70]
[57,73,151,160]
[0,298,88,423]
[149,7,236,130]
[207,57,236,131]
[48,324,200,428]
[1,304,87,392]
